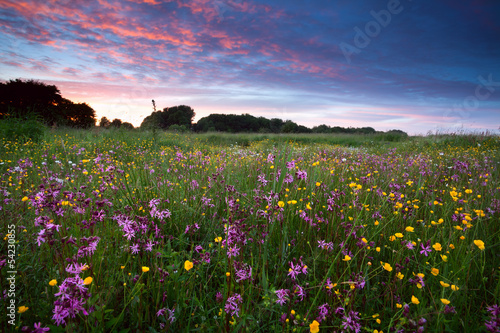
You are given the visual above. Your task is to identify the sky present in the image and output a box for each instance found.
[1,0,499,134]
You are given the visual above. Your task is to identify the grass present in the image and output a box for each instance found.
[0,128,499,332]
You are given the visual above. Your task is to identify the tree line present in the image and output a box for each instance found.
[0,79,407,136]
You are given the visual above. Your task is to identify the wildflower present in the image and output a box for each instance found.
[157,307,176,323]
[485,304,500,332]
[142,266,150,273]
[278,201,285,208]
[83,277,93,285]
[22,196,29,202]
[396,272,404,280]
[341,311,361,332]
[32,322,50,332]
[343,255,351,261]
[432,243,442,251]
[431,268,439,276]
[184,261,193,271]
[18,306,29,313]
[310,320,320,333]
[275,289,290,305]
[216,291,223,303]
[440,281,450,288]
[405,226,414,232]
[411,295,420,305]
[381,262,392,272]
[474,240,485,250]
[395,233,403,238]
[451,285,459,291]
[441,299,451,305]
[420,241,432,256]
[215,236,222,243]
[225,293,243,317]
[49,279,57,286]
[441,255,448,262]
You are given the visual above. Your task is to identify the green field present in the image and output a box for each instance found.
[1,129,499,332]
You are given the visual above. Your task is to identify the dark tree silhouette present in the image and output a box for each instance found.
[0,79,96,128]
[99,116,111,128]
[58,99,96,128]
[121,122,134,129]
[110,118,123,128]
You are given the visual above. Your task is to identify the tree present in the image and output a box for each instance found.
[60,100,96,128]
[110,118,123,128]
[0,79,62,118]
[140,105,195,130]
[121,122,134,129]
[281,120,298,133]
[0,79,96,128]
[99,117,111,128]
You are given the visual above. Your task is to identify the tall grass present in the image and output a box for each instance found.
[0,129,498,332]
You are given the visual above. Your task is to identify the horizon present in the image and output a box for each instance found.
[1,0,499,135]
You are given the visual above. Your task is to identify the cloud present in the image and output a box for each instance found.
[0,0,498,134]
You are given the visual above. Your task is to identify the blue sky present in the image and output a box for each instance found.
[1,0,499,133]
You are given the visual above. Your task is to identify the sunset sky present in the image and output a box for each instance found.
[1,0,499,134]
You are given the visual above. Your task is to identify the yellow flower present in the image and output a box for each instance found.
[83,277,93,285]
[473,240,485,250]
[278,201,285,208]
[411,295,420,305]
[395,233,403,238]
[342,255,351,261]
[49,279,57,286]
[381,262,392,272]
[18,306,29,313]
[309,319,320,333]
[405,226,414,232]
[142,266,150,273]
[22,196,29,202]
[120,265,125,269]
[432,243,442,251]
[451,285,459,291]
[441,298,451,305]
[376,247,381,252]
[184,261,193,271]
[315,182,321,187]
[396,272,404,280]
[440,281,450,288]
[441,255,448,262]
[215,237,222,243]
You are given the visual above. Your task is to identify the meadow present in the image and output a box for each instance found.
[0,129,499,332]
